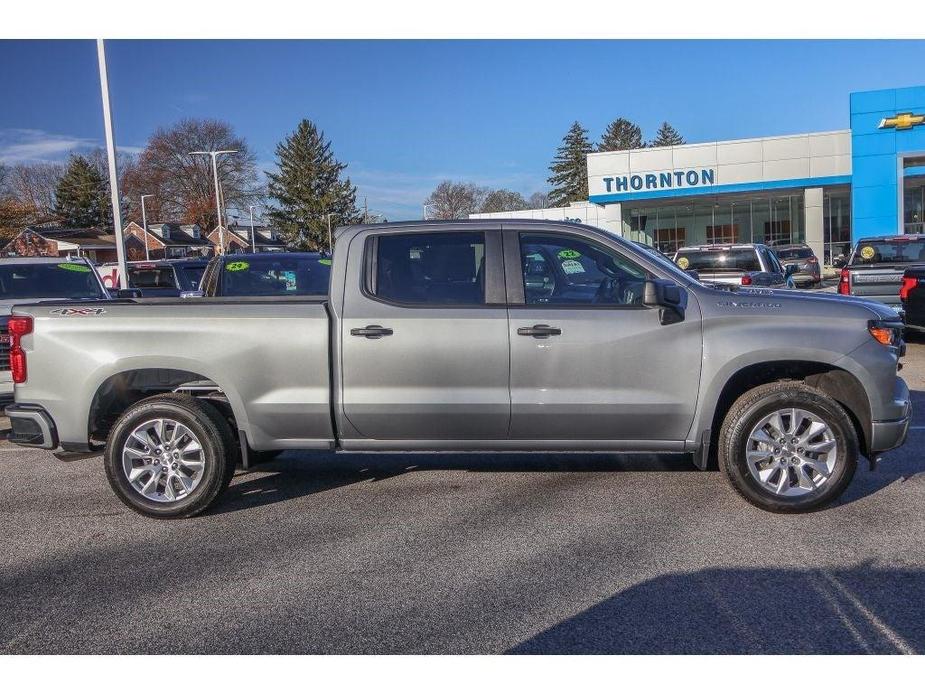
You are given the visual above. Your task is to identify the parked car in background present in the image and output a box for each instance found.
[772,243,822,288]
[900,266,925,331]
[838,235,925,306]
[188,252,331,297]
[6,221,910,518]
[672,243,796,288]
[0,257,114,401]
[99,259,210,297]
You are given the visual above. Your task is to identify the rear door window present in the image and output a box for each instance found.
[674,249,760,272]
[371,232,486,305]
[128,267,177,289]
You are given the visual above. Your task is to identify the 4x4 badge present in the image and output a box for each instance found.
[51,307,107,316]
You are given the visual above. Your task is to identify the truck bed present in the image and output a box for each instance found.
[13,297,334,451]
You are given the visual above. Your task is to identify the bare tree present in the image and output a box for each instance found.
[527,191,550,209]
[424,181,487,219]
[480,189,528,214]
[122,119,259,229]
[7,162,63,217]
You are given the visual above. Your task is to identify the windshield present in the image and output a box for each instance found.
[174,264,207,291]
[775,247,814,260]
[851,239,925,265]
[220,255,331,296]
[0,262,106,300]
[674,249,760,273]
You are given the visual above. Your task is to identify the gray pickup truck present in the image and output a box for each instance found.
[6,221,911,518]
[837,234,925,306]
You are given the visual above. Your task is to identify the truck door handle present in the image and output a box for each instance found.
[350,325,393,339]
[517,324,562,338]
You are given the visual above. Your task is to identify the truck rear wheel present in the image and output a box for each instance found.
[104,394,237,518]
[718,381,858,513]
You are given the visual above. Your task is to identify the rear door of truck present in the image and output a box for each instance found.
[338,224,510,441]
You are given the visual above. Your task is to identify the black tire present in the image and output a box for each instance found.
[104,394,238,518]
[718,381,858,513]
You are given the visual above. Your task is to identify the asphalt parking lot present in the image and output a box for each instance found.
[2,340,924,654]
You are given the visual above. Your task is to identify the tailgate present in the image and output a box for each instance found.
[849,266,906,304]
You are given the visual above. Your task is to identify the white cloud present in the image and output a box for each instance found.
[0,128,143,164]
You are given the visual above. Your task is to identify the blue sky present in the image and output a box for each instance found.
[1,39,924,220]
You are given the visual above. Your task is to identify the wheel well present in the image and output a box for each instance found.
[88,369,236,443]
[710,361,871,460]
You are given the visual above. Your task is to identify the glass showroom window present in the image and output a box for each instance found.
[654,227,686,254]
[904,177,925,234]
[706,224,738,244]
[824,189,851,265]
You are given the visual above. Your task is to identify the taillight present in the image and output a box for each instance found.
[8,315,33,384]
[900,276,918,301]
[740,275,752,286]
[838,268,851,295]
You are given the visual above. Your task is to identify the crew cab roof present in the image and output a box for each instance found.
[854,234,925,243]
[675,244,767,252]
[0,256,95,265]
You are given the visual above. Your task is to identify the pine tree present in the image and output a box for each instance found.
[265,119,361,250]
[53,155,111,228]
[547,121,593,207]
[598,118,644,152]
[650,121,685,147]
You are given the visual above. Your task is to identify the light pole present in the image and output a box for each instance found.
[326,213,334,254]
[95,39,129,283]
[139,194,154,261]
[189,149,237,255]
[249,205,258,253]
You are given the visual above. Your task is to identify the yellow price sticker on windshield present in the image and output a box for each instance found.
[57,262,90,273]
[225,261,250,272]
[677,257,690,270]
[859,246,875,260]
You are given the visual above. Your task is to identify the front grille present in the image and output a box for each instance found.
[0,326,10,371]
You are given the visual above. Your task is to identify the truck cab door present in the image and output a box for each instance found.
[503,226,703,443]
[339,226,510,442]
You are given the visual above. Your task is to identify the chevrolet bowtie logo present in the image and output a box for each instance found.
[879,112,925,130]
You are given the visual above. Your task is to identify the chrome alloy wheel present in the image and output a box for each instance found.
[745,408,838,498]
[122,418,205,503]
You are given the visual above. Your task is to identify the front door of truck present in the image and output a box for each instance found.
[340,226,510,441]
[504,227,703,442]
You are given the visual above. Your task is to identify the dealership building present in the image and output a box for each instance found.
[472,85,925,264]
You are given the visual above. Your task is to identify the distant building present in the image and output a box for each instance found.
[123,222,213,260]
[209,224,287,254]
[2,226,118,262]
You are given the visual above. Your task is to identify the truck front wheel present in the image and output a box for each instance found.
[104,394,237,518]
[718,381,858,513]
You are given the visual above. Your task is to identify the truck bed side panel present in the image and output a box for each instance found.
[14,300,333,450]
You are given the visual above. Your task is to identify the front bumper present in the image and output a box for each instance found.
[869,378,912,454]
[5,404,58,449]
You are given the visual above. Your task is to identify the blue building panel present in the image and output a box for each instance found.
[850,133,896,157]
[850,88,896,115]
[895,86,925,112]
[851,154,897,186]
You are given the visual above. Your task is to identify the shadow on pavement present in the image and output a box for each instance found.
[210,450,694,515]
[509,565,925,654]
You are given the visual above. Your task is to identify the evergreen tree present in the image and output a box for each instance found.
[547,121,593,207]
[265,119,361,250]
[650,121,685,147]
[598,118,644,152]
[53,155,111,228]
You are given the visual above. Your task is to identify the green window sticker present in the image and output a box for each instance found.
[225,261,250,272]
[557,249,581,260]
[57,262,90,273]
[318,258,332,266]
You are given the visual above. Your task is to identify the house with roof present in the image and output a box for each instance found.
[208,224,287,254]
[123,222,214,260]
[1,226,119,262]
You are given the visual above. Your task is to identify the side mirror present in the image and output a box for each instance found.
[643,278,687,325]
[180,290,205,299]
[784,263,799,277]
[114,288,143,299]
